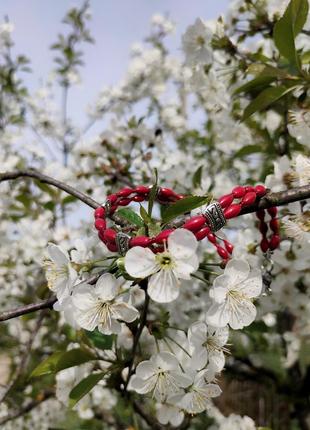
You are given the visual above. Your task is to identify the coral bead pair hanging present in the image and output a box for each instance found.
[94,183,280,261]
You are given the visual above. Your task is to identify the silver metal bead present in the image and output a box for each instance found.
[104,199,112,216]
[203,202,226,232]
[116,232,131,256]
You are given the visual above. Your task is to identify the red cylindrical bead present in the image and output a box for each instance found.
[153,229,174,244]
[216,246,229,260]
[245,185,255,193]
[110,205,117,214]
[268,207,277,217]
[270,218,279,233]
[254,184,266,197]
[260,238,269,253]
[107,242,118,252]
[98,230,106,242]
[158,187,178,201]
[232,186,245,198]
[135,186,150,194]
[117,187,134,197]
[107,194,118,204]
[269,234,280,250]
[218,194,234,209]
[224,240,234,254]
[95,218,106,231]
[241,191,257,206]
[94,206,105,219]
[103,229,117,242]
[183,215,206,232]
[195,226,211,240]
[259,221,268,235]
[118,198,131,206]
[207,233,217,244]
[152,246,164,254]
[132,195,145,202]
[129,236,152,247]
[256,210,265,221]
[224,204,241,219]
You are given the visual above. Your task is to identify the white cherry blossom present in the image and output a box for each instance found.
[43,243,77,303]
[124,229,199,303]
[182,18,213,66]
[128,352,191,402]
[177,370,221,414]
[188,321,229,372]
[206,259,262,330]
[72,273,139,334]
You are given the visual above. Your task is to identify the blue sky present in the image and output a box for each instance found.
[1,0,230,126]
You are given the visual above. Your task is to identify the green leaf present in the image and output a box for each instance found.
[85,329,114,350]
[242,85,297,120]
[31,348,95,377]
[234,76,275,95]
[140,204,152,224]
[162,195,212,224]
[273,0,309,69]
[116,208,144,227]
[148,168,158,217]
[69,372,105,407]
[192,165,203,188]
[234,144,263,158]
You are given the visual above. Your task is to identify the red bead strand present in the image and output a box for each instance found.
[94,183,280,261]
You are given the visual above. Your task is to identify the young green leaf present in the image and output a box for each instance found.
[116,208,144,227]
[140,204,152,224]
[69,372,106,408]
[162,195,212,224]
[85,329,114,350]
[233,144,263,158]
[192,165,203,188]
[234,76,275,95]
[273,0,309,69]
[31,348,96,377]
[242,85,298,121]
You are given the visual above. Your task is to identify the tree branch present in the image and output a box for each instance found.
[0,272,102,323]
[0,169,100,209]
[240,185,310,215]
[0,390,54,425]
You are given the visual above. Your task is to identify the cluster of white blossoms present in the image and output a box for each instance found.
[41,227,266,422]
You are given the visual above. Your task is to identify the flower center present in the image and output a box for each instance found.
[156,252,175,270]
[196,35,205,46]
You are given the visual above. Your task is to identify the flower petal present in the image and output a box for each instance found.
[173,254,199,279]
[125,247,158,278]
[206,302,230,328]
[229,298,257,329]
[47,243,69,265]
[168,229,198,260]
[95,273,119,301]
[135,362,155,381]
[188,322,208,349]
[112,302,139,323]
[148,270,180,303]
[238,268,262,298]
[152,352,179,371]
[224,259,250,286]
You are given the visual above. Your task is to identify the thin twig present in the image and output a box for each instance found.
[0,390,54,425]
[0,169,100,209]
[124,287,150,391]
[0,272,102,323]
